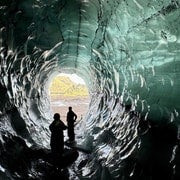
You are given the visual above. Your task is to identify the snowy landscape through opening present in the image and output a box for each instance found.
[49,73,90,122]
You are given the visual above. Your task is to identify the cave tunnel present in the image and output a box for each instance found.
[0,0,180,179]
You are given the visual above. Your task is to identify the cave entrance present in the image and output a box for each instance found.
[49,73,90,123]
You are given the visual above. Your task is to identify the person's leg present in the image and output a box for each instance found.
[69,126,75,141]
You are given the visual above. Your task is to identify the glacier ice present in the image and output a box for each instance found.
[0,0,180,179]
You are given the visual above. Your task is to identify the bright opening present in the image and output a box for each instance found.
[49,73,90,122]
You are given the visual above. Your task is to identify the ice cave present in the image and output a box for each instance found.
[0,0,180,179]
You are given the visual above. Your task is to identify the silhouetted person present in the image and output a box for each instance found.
[67,107,77,142]
[49,113,67,163]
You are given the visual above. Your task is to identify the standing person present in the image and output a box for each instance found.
[49,113,67,163]
[67,107,77,142]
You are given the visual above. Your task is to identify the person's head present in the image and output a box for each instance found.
[54,113,60,120]
[69,106,72,111]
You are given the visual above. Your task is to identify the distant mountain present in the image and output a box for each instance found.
[49,76,89,99]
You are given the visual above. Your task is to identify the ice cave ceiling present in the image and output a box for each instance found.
[1,0,180,123]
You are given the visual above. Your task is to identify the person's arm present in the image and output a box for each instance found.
[66,112,70,123]
[63,124,68,130]
[74,112,77,121]
[59,120,67,130]
[49,122,54,132]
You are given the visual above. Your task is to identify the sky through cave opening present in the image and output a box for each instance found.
[48,73,90,123]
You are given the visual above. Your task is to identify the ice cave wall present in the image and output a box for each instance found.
[0,0,180,179]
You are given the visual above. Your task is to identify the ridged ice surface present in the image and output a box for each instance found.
[0,0,180,179]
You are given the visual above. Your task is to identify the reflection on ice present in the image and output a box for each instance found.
[98,144,112,159]
[82,167,91,176]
